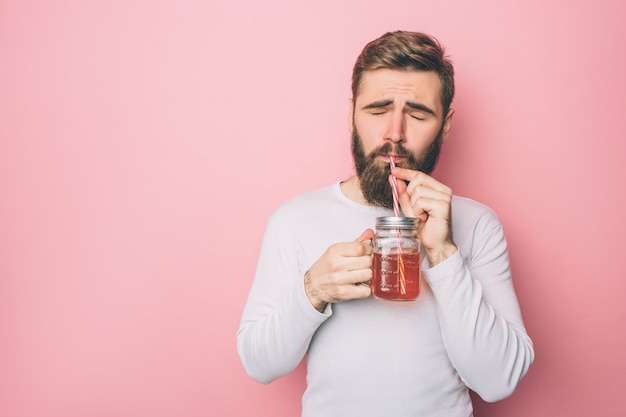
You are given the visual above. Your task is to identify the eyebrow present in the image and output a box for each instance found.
[362,99,394,110]
[361,99,437,116]
[406,101,437,117]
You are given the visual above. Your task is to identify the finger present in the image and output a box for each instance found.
[398,187,416,218]
[349,266,373,283]
[354,228,374,242]
[393,167,451,195]
[324,242,372,274]
[348,253,373,271]
[392,168,451,221]
[333,266,372,286]
[338,282,372,300]
[390,174,413,217]
[353,229,374,256]
[407,182,451,202]
[329,239,369,258]
[410,196,451,221]
[391,166,420,182]
[409,186,452,208]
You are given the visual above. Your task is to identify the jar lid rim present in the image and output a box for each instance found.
[375,216,418,228]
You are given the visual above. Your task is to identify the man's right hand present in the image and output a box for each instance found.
[304,229,374,312]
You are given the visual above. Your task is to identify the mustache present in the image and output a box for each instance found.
[368,143,413,161]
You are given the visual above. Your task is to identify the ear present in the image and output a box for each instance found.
[348,98,355,133]
[441,108,455,143]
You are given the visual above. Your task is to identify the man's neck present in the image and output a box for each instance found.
[340,176,368,205]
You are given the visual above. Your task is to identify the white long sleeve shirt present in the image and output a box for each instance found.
[237,182,534,417]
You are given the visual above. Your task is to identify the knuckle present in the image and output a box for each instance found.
[335,286,349,299]
[356,284,371,298]
[357,242,370,256]
[328,258,341,272]
[362,268,373,280]
[326,244,339,256]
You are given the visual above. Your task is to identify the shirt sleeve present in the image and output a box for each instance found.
[236,216,331,384]
[422,211,535,402]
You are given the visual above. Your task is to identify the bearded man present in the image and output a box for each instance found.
[237,30,534,417]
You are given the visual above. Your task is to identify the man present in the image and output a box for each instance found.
[237,31,534,417]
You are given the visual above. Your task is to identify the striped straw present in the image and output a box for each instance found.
[389,155,406,294]
[389,156,400,217]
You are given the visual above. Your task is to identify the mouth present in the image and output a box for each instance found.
[378,154,406,164]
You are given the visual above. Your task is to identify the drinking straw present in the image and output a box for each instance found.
[389,156,406,295]
[389,156,400,217]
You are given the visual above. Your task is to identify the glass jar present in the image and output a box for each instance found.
[371,216,421,301]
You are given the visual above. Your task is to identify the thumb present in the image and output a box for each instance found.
[392,175,415,217]
[354,228,375,242]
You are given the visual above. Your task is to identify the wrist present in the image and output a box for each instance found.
[425,242,458,267]
[304,270,327,312]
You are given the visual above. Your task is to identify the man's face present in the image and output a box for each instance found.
[350,68,453,209]
[351,125,443,209]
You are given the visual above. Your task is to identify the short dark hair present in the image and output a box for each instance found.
[351,31,455,115]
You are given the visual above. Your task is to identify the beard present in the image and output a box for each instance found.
[351,127,443,209]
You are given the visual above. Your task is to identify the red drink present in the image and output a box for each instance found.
[372,251,420,300]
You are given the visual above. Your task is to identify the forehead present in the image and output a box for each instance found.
[356,69,443,112]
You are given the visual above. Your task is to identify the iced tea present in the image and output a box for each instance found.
[371,251,420,300]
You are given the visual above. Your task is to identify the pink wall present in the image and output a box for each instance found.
[1,1,625,416]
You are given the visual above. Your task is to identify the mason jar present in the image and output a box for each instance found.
[371,216,421,301]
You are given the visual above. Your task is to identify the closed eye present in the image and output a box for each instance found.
[362,99,393,115]
[406,101,437,118]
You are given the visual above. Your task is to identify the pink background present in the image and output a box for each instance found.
[1,1,625,416]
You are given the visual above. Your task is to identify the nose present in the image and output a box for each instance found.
[384,109,405,144]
